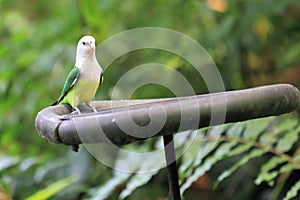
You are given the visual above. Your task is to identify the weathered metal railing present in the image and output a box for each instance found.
[35,84,300,200]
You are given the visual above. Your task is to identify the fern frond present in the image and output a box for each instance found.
[255,156,287,186]
[242,117,273,140]
[275,125,300,152]
[87,172,131,200]
[226,122,245,137]
[283,179,300,200]
[180,141,236,194]
[178,130,206,180]
[215,148,266,187]
[179,126,225,186]
[181,115,300,198]
[119,170,158,199]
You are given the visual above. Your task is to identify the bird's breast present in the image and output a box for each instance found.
[80,64,101,82]
[73,63,102,103]
[73,77,100,103]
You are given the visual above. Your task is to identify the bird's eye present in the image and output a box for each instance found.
[82,42,86,45]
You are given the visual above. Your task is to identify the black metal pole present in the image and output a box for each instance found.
[163,134,181,200]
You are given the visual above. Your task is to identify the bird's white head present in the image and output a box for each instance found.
[77,35,96,56]
[75,35,97,67]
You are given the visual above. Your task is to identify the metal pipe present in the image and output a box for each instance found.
[35,84,300,146]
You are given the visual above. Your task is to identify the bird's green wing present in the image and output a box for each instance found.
[52,67,80,105]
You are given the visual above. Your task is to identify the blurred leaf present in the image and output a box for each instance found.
[275,125,300,152]
[227,143,252,157]
[119,171,158,199]
[34,159,68,182]
[178,130,205,181]
[279,43,300,68]
[274,118,298,135]
[278,153,300,173]
[164,57,183,69]
[253,16,272,43]
[25,174,79,200]
[180,141,236,194]
[87,172,130,200]
[0,155,19,171]
[283,179,300,200]
[19,157,39,172]
[226,122,245,137]
[255,156,287,186]
[210,15,235,44]
[117,142,164,199]
[215,149,266,187]
[243,117,273,140]
[278,163,299,175]
[78,0,108,35]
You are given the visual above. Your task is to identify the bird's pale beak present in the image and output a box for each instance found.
[87,43,95,55]
[87,41,95,50]
[90,43,95,49]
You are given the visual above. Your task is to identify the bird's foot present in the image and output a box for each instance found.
[91,106,97,113]
[72,107,82,115]
[86,103,98,113]
[59,107,81,119]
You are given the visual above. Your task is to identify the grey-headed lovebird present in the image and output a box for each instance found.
[52,35,103,114]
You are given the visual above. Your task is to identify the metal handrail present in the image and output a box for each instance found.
[35,84,300,147]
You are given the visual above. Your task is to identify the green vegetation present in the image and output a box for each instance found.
[0,0,299,199]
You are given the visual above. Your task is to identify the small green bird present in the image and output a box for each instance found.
[52,35,103,114]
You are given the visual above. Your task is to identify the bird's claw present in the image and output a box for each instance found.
[91,106,98,113]
[86,103,97,113]
[73,107,82,115]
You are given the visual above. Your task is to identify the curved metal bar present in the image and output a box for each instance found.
[35,84,300,146]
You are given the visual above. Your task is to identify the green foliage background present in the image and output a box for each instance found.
[0,0,299,199]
